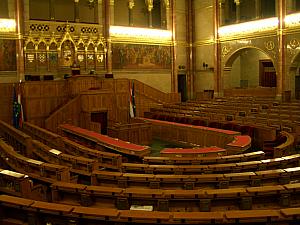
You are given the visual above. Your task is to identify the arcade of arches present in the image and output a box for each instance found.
[0,0,299,100]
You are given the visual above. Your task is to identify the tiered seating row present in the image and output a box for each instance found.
[0,120,33,157]
[140,118,251,153]
[122,153,300,174]
[1,167,300,212]
[22,121,123,169]
[59,123,151,157]
[1,195,300,224]
[143,151,265,165]
[0,140,70,183]
[32,140,98,176]
[92,165,300,190]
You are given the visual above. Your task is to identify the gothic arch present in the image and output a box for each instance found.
[222,47,276,90]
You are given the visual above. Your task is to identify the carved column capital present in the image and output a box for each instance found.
[234,0,240,5]
[163,0,170,8]
[145,0,153,12]
[128,0,135,9]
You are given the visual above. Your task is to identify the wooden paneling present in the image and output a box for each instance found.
[108,120,152,145]
[23,81,68,127]
[0,83,14,124]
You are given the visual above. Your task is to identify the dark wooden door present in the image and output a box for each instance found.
[259,60,276,87]
[178,74,187,102]
[91,111,107,134]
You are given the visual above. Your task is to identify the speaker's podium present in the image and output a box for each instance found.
[72,67,80,76]
[71,63,80,76]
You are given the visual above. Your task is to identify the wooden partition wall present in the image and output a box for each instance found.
[108,120,152,145]
[0,83,14,124]
[13,77,180,133]
[23,81,68,127]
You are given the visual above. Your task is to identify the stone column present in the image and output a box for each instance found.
[128,0,135,26]
[214,0,222,97]
[171,0,176,92]
[145,0,153,28]
[234,0,240,23]
[15,0,25,82]
[50,0,55,20]
[163,0,171,29]
[219,0,225,26]
[97,0,102,24]
[255,0,261,19]
[74,0,79,22]
[186,0,194,100]
[93,0,98,23]
[277,0,286,100]
[104,0,113,74]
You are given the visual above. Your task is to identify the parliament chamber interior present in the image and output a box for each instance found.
[1,0,300,224]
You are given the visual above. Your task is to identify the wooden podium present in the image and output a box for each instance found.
[72,67,80,76]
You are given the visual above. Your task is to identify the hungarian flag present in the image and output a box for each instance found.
[12,82,24,128]
[129,81,136,118]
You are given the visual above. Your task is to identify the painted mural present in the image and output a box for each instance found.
[0,40,16,71]
[112,44,171,69]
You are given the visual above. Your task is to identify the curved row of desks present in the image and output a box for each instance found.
[59,123,150,157]
[1,195,300,224]
[1,137,300,191]
[122,154,300,174]
[22,121,122,169]
[22,121,262,166]
[1,165,300,212]
[92,166,300,189]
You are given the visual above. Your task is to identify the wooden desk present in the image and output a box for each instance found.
[85,185,123,196]
[124,188,164,198]
[226,135,251,154]
[120,210,171,221]
[246,185,286,195]
[31,201,74,214]
[163,189,206,199]
[280,207,300,218]
[0,195,34,207]
[206,188,247,198]
[160,147,226,157]
[173,211,224,223]
[72,206,119,218]
[60,124,150,157]
[225,209,280,222]
[224,172,256,181]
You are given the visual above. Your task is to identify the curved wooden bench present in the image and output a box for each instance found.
[122,153,300,174]
[0,139,70,182]
[263,131,295,158]
[1,195,300,224]
[0,120,33,156]
[59,123,150,157]
[143,151,265,165]
[32,140,98,176]
[91,166,300,190]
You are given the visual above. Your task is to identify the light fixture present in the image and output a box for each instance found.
[218,17,278,38]
[109,26,172,42]
[0,19,16,33]
[285,12,300,28]
[87,0,95,9]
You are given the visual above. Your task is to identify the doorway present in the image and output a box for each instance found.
[178,74,187,102]
[259,60,276,87]
[91,111,108,134]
